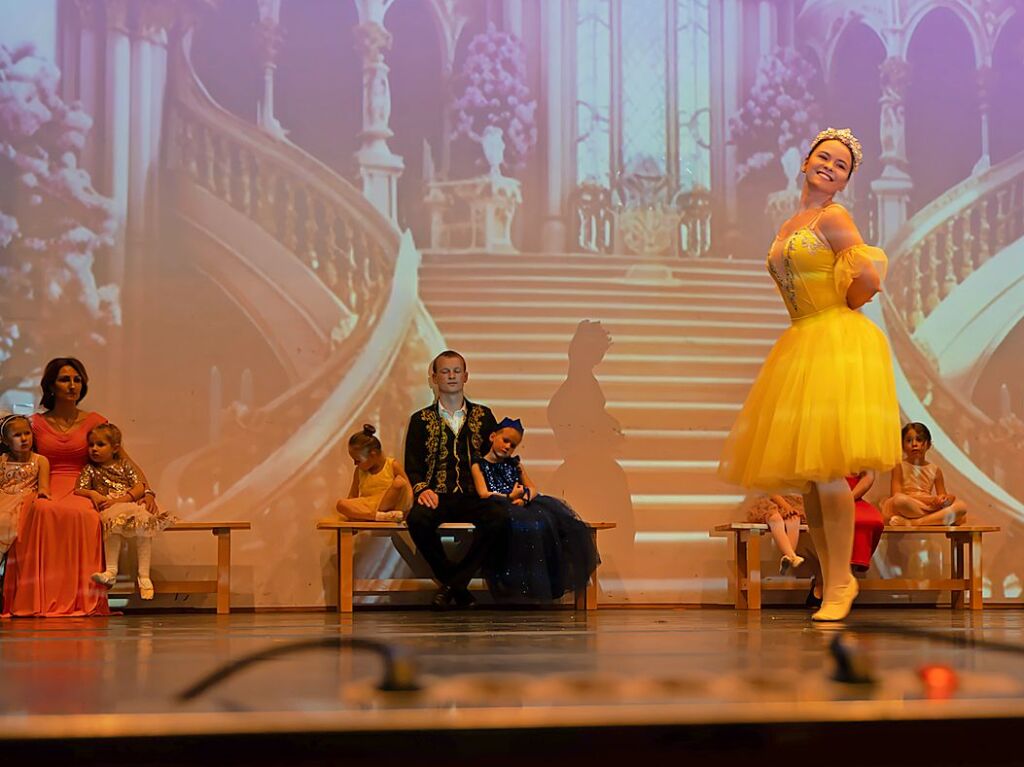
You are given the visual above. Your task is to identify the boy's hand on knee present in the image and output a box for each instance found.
[419,489,439,509]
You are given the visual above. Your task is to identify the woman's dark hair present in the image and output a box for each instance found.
[40,357,89,410]
[804,137,856,177]
[901,422,932,445]
[0,414,32,456]
[348,423,382,455]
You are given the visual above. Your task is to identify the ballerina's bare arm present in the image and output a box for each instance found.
[818,205,882,309]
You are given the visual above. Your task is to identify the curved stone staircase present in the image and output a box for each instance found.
[150,28,441,607]
[420,252,786,602]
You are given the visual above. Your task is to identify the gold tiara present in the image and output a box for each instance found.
[811,127,863,169]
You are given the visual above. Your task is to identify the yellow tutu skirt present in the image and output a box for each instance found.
[718,305,901,491]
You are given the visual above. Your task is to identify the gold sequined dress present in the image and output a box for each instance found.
[76,460,175,538]
[718,205,901,491]
[0,453,40,555]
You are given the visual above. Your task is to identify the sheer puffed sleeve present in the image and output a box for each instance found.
[834,244,888,298]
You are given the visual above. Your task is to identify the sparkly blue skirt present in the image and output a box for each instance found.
[484,496,599,602]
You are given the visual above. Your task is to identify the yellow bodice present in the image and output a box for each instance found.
[767,225,888,322]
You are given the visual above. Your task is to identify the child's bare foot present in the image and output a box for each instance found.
[889,515,911,527]
[941,509,966,526]
[374,510,405,522]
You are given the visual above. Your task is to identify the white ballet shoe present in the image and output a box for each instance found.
[91,570,117,588]
[812,578,859,622]
[780,554,805,575]
[374,510,405,522]
[137,577,154,600]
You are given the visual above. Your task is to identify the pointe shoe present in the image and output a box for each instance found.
[137,576,154,600]
[812,578,859,622]
[780,554,805,575]
[91,570,117,588]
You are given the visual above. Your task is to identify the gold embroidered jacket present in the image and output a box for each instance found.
[404,400,497,499]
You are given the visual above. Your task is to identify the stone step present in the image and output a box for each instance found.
[428,302,785,324]
[420,285,781,307]
[467,372,758,400]
[475,378,752,405]
[439,316,786,340]
[504,427,727,460]
[422,253,768,275]
[526,462,737,495]
[420,273,774,294]
[483,398,743,428]
[452,335,770,360]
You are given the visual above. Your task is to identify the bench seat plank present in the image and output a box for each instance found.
[110,521,250,613]
[714,522,999,611]
[318,519,615,611]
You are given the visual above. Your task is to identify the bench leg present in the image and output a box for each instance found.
[586,528,599,609]
[338,530,355,613]
[732,533,745,608]
[574,529,600,610]
[214,528,231,615]
[745,531,761,610]
[950,534,965,609]
[969,531,983,611]
[735,531,761,610]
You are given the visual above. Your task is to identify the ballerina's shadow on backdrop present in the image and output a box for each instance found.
[546,320,635,584]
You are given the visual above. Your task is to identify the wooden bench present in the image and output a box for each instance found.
[317,520,616,612]
[110,522,251,614]
[714,522,1000,611]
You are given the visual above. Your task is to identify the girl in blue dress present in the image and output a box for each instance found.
[471,418,599,602]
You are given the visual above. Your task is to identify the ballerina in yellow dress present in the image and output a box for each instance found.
[718,127,901,622]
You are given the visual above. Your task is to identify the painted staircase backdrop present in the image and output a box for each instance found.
[2,0,1024,607]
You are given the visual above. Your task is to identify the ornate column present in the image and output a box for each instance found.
[973,65,994,175]
[353,0,404,223]
[255,0,286,139]
[871,56,913,247]
[539,0,569,252]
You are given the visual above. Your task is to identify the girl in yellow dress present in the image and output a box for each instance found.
[336,424,413,522]
[718,127,901,621]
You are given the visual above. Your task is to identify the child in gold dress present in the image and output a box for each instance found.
[336,424,413,522]
[76,423,174,599]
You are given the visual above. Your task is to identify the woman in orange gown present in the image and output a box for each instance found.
[3,358,112,616]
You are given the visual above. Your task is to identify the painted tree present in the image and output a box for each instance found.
[0,43,119,394]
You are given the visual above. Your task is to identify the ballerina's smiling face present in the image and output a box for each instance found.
[802,139,853,195]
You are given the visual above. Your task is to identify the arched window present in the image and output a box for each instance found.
[575,0,711,191]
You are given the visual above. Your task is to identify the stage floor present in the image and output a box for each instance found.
[2,608,1024,763]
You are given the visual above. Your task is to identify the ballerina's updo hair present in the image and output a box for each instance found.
[0,414,32,455]
[805,127,863,176]
[348,423,382,455]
